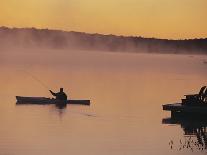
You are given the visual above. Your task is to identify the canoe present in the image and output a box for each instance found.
[16,96,90,105]
[163,103,207,117]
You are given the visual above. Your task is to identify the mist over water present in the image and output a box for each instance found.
[0,48,207,155]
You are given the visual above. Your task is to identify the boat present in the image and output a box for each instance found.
[16,96,90,105]
[163,103,207,117]
[163,86,207,117]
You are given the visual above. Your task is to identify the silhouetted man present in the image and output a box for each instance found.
[50,88,67,100]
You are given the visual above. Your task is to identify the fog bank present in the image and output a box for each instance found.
[0,27,207,54]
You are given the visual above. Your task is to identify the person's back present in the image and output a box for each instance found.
[56,91,67,100]
[50,88,68,100]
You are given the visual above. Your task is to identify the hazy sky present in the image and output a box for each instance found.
[0,0,207,39]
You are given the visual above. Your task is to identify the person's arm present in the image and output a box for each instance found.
[49,90,57,96]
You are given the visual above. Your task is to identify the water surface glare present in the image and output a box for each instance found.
[0,49,207,155]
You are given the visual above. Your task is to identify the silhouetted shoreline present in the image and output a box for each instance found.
[0,26,207,54]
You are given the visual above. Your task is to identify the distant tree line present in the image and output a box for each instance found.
[0,27,207,54]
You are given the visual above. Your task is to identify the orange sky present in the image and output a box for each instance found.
[0,0,207,39]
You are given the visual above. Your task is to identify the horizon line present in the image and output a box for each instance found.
[1,25,207,41]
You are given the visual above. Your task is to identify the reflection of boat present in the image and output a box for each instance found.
[163,86,207,117]
[163,117,207,130]
[16,96,90,105]
[163,116,207,152]
[163,87,207,152]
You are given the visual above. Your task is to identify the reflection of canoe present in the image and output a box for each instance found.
[16,96,90,105]
[162,117,207,127]
[163,116,207,138]
[163,116,207,151]
[163,103,207,117]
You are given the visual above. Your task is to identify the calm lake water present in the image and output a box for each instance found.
[0,49,207,155]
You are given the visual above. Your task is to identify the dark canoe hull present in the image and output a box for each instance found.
[16,96,90,105]
[163,103,207,117]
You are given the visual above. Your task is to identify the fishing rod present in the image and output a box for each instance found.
[20,69,50,91]
[19,69,69,95]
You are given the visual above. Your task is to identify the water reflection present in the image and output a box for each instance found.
[55,103,67,109]
[53,104,67,118]
[16,102,67,109]
[16,102,67,120]
[163,116,207,153]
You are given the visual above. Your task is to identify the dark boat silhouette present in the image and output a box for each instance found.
[16,96,90,105]
[163,86,207,117]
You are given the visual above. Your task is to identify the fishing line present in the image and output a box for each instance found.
[19,69,50,90]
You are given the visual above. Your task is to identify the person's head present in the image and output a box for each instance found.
[60,88,64,92]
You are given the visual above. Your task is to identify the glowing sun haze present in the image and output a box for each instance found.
[0,0,207,39]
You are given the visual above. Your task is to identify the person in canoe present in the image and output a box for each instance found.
[49,88,67,100]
